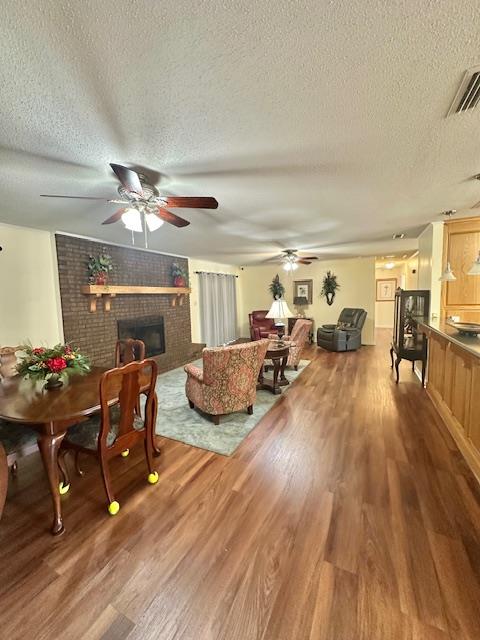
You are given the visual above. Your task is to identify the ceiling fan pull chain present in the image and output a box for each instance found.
[144,214,148,249]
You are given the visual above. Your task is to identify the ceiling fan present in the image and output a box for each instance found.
[40,163,218,245]
[275,249,319,271]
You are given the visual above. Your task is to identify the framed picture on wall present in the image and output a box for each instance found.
[293,279,313,304]
[376,278,397,301]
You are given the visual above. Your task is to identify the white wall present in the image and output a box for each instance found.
[188,258,242,343]
[0,223,63,346]
[375,265,404,328]
[417,222,444,320]
[374,258,419,328]
[238,257,376,344]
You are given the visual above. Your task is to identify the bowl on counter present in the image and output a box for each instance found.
[447,321,480,337]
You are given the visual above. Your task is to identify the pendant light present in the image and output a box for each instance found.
[439,262,456,282]
[467,250,480,275]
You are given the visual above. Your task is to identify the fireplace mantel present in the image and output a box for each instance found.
[80,284,191,313]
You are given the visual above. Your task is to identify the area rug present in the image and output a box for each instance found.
[153,359,310,456]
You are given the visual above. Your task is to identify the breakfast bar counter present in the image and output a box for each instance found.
[418,320,480,481]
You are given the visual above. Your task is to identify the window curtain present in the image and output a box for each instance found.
[198,273,237,346]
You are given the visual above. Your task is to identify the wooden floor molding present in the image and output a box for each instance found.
[1,329,480,639]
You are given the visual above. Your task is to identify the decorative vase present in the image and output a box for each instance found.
[45,374,63,390]
[95,272,107,286]
[174,276,186,287]
[326,292,335,306]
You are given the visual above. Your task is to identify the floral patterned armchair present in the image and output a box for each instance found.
[269,319,312,370]
[184,339,270,424]
[286,319,312,369]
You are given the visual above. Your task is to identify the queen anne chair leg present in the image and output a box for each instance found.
[99,454,119,515]
[57,450,70,494]
[74,451,84,477]
[144,433,158,485]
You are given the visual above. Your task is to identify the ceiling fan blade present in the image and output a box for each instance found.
[297,260,312,265]
[299,256,318,260]
[102,208,127,225]
[40,194,108,200]
[162,196,218,209]
[110,163,143,196]
[155,207,190,228]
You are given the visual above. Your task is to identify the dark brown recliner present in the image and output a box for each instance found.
[317,308,367,352]
[248,310,279,340]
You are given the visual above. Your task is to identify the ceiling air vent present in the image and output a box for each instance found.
[448,65,480,115]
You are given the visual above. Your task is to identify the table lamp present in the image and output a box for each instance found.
[266,298,294,341]
[293,295,308,318]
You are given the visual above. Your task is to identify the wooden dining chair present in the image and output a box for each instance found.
[115,339,146,367]
[0,442,7,521]
[59,359,159,516]
[0,420,38,477]
[0,347,38,476]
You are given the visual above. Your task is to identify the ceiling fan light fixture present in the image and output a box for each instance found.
[121,208,142,233]
[283,258,298,272]
[145,213,164,232]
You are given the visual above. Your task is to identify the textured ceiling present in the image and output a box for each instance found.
[1,0,480,264]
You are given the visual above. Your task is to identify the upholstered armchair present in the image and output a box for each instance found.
[284,319,312,369]
[249,310,279,340]
[184,338,270,424]
[317,308,367,352]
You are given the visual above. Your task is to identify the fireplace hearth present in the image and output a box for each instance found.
[118,316,165,358]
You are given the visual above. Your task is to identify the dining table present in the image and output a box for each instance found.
[0,366,159,535]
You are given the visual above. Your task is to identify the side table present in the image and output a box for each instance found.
[257,343,290,394]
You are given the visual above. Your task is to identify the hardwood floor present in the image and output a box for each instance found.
[1,329,480,639]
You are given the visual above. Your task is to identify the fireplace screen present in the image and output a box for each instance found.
[117,316,165,358]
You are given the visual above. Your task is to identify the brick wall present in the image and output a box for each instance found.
[55,234,203,372]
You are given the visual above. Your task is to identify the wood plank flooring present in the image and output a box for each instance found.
[1,329,480,639]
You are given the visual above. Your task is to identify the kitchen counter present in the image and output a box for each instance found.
[418,320,480,359]
[418,320,480,482]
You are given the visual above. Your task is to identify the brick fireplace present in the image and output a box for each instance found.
[55,234,203,372]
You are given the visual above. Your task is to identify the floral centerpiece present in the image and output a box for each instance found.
[87,252,114,285]
[17,343,91,389]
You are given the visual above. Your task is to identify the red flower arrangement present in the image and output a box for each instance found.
[17,343,90,388]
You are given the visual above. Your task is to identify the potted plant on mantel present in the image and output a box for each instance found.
[171,262,189,288]
[87,252,114,286]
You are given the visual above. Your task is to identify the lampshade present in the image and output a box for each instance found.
[439,262,456,282]
[121,208,142,232]
[293,296,308,305]
[266,298,294,319]
[467,250,480,275]
[145,212,164,232]
[283,261,298,272]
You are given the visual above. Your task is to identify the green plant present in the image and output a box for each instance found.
[320,271,340,306]
[269,274,285,300]
[171,262,189,286]
[87,252,114,279]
